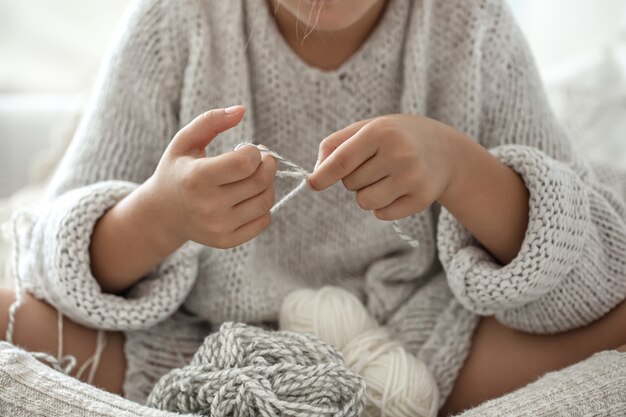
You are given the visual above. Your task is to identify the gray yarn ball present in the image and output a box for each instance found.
[146,322,365,417]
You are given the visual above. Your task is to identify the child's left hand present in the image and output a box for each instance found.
[307,114,463,220]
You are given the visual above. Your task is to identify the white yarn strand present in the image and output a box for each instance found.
[392,222,420,248]
[239,143,420,247]
[5,212,25,345]
[271,179,308,215]
[76,330,107,384]
[254,144,310,215]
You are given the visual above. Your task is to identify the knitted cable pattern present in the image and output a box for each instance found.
[146,322,365,417]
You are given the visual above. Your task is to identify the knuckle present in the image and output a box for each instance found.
[332,154,350,176]
[372,117,398,137]
[342,177,358,192]
[389,144,409,160]
[406,170,423,189]
[254,213,272,233]
[235,153,257,176]
[355,191,373,210]
[253,192,269,213]
[260,213,272,230]
[201,109,218,121]
[180,165,199,190]
[212,235,234,250]
[408,193,428,213]
[414,195,432,212]
[257,166,273,189]
[319,137,334,154]
[370,117,390,131]
[250,172,264,192]
[374,209,391,221]
[319,137,342,161]
[203,207,231,234]
[264,187,276,211]
[348,120,364,130]
[206,220,226,235]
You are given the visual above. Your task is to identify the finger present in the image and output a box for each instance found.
[169,106,245,156]
[355,176,405,211]
[193,144,262,185]
[232,185,275,227]
[374,195,420,221]
[342,153,388,192]
[212,213,271,249]
[230,213,272,245]
[308,123,379,191]
[221,152,278,204]
[314,119,371,169]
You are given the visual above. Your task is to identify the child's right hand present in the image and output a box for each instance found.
[146,106,277,249]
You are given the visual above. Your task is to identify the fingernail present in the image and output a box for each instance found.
[225,105,242,115]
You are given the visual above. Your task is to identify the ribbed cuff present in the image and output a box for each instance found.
[23,181,202,331]
[437,145,589,316]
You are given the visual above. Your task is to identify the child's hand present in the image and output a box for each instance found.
[307,115,462,220]
[147,106,277,249]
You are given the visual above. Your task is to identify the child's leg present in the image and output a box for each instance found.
[441,298,626,416]
[0,288,126,395]
[452,349,626,417]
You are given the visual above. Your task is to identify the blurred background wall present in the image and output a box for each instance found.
[0,0,625,198]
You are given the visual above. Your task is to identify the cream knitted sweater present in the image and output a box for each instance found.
[12,0,626,411]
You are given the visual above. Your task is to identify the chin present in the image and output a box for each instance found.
[276,0,382,32]
[305,13,365,32]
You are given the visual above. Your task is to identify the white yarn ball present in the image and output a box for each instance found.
[280,286,378,350]
[280,286,439,417]
[344,329,439,417]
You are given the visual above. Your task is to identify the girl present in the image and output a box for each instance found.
[2,0,626,415]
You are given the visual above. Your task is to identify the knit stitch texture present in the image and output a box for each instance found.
[10,0,626,412]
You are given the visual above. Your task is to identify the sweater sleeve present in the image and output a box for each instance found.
[18,0,202,331]
[436,0,626,333]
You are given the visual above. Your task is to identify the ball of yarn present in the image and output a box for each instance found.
[146,322,365,417]
[280,287,378,351]
[280,287,439,417]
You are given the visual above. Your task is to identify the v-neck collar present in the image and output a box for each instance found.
[247,0,410,82]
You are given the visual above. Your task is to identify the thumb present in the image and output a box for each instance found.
[170,106,245,156]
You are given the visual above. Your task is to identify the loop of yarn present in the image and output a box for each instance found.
[147,322,366,417]
[280,287,439,417]
[235,143,309,216]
